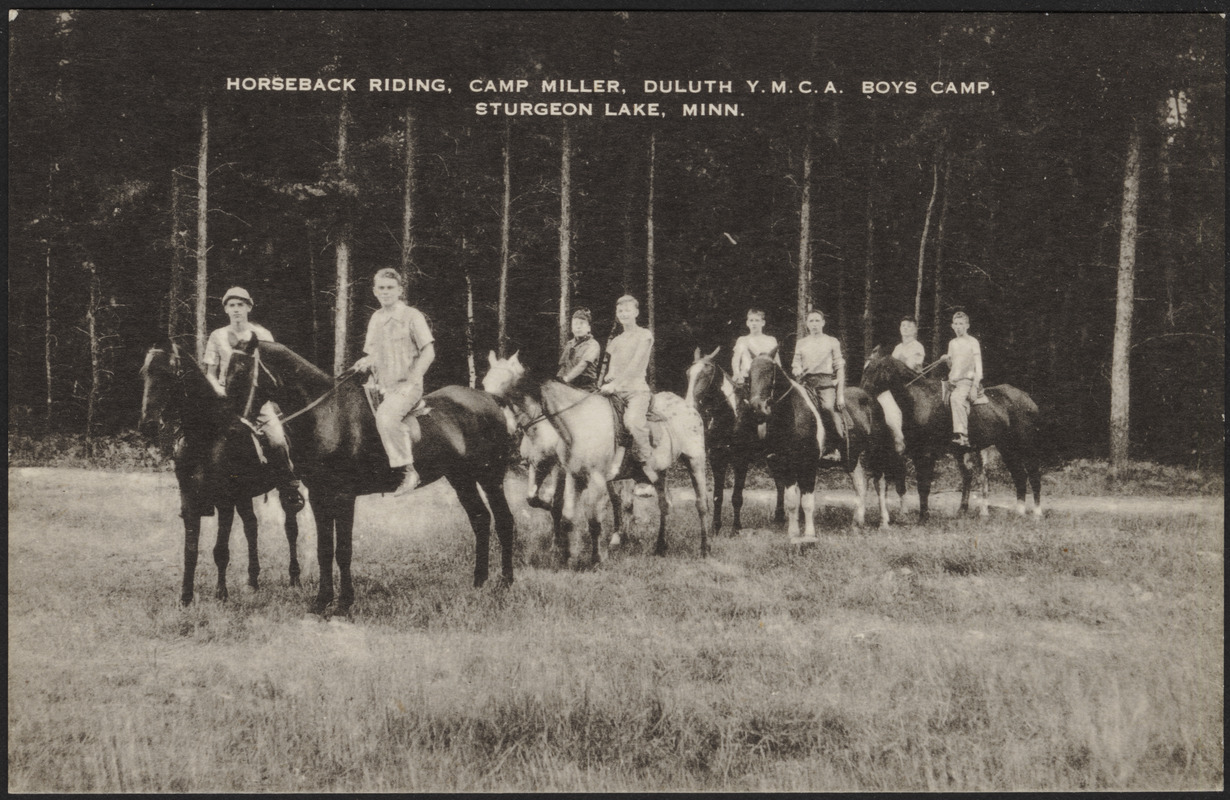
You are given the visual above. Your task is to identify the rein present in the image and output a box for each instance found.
[237,346,362,434]
[905,357,946,387]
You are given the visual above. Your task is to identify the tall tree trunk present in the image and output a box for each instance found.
[646,132,657,385]
[797,139,813,339]
[44,162,55,431]
[931,154,952,359]
[333,99,352,376]
[1109,120,1143,478]
[168,170,184,341]
[861,146,879,364]
[195,105,209,362]
[84,261,100,454]
[497,120,512,357]
[1158,97,1176,329]
[558,122,572,352]
[400,108,415,286]
[465,270,477,388]
[915,146,941,323]
[307,233,319,364]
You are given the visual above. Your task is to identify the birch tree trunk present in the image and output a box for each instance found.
[333,99,352,376]
[861,146,879,364]
[195,105,209,362]
[465,270,477,388]
[1157,100,1176,329]
[168,170,185,341]
[558,122,572,352]
[915,148,941,323]
[797,139,813,339]
[931,154,952,358]
[646,132,657,385]
[498,120,512,357]
[1109,119,1142,478]
[84,261,100,455]
[307,234,319,364]
[400,108,415,286]
[44,162,55,430]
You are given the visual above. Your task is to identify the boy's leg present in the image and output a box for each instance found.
[258,403,304,513]
[622,391,656,483]
[818,387,844,460]
[950,379,972,446]
[376,382,423,494]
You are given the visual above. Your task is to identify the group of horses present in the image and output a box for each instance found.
[138,336,1041,618]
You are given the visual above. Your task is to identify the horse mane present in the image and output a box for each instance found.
[860,347,920,395]
[252,340,335,391]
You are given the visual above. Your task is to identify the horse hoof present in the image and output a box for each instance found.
[302,613,325,625]
[289,576,301,588]
[180,595,194,607]
[653,544,667,557]
[790,535,819,546]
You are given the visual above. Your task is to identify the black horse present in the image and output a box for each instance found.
[227,339,516,617]
[860,345,1042,520]
[747,353,880,541]
[139,342,301,605]
[684,347,785,532]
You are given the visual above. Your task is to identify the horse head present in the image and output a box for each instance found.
[747,352,780,422]
[483,350,525,399]
[138,342,182,436]
[225,337,285,419]
[684,346,722,408]
[860,344,915,398]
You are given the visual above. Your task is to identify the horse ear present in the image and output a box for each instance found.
[692,347,701,362]
[510,351,521,365]
[707,346,721,361]
[487,350,497,366]
[769,346,779,359]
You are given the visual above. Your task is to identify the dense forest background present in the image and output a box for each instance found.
[7,11,1224,468]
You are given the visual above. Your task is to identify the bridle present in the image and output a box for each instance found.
[231,344,360,435]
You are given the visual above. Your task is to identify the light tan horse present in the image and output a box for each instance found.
[483,352,711,567]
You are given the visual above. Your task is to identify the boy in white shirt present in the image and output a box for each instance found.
[941,311,982,449]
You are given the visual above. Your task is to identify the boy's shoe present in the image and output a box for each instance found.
[821,449,843,462]
[393,467,421,497]
[639,462,659,486]
[634,484,656,498]
[280,481,305,514]
[951,433,970,449]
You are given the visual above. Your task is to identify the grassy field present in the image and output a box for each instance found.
[8,465,1224,791]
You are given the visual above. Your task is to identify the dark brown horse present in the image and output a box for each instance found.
[138,342,301,605]
[747,353,878,541]
[684,347,785,532]
[860,345,1042,520]
[227,338,516,617]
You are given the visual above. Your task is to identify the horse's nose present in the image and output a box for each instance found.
[750,399,770,421]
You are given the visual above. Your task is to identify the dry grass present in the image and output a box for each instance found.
[7,467,1224,791]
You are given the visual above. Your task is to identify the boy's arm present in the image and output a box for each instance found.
[560,341,599,383]
[409,342,435,385]
[770,337,782,366]
[791,344,803,378]
[202,333,226,396]
[973,340,983,384]
[731,337,748,380]
[834,340,847,408]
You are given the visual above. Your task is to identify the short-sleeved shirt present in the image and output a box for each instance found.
[732,333,779,380]
[604,326,653,393]
[203,324,274,389]
[792,334,844,378]
[892,339,926,371]
[946,335,982,382]
[363,301,434,392]
[558,335,601,390]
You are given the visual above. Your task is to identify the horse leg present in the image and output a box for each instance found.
[607,481,632,549]
[976,451,989,519]
[783,483,801,540]
[1029,460,1043,519]
[916,453,936,523]
[958,454,973,515]
[773,477,786,525]
[558,472,579,566]
[1002,452,1028,517]
[236,496,260,591]
[580,472,608,567]
[685,454,711,557]
[181,512,202,606]
[285,504,301,587]
[849,459,867,529]
[710,451,726,534]
[731,460,747,533]
[333,495,357,617]
[481,470,517,585]
[876,471,891,530]
[452,478,494,588]
[310,496,335,616]
[653,476,671,557]
[213,504,235,601]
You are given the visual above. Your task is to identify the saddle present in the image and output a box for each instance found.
[606,393,667,449]
[363,380,432,442]
[943,381,991,406]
